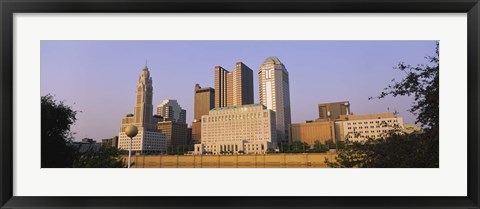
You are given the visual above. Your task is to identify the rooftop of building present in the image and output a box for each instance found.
[318,101,350,106]
[263,56,283,65]
[262,56,288,73]
[158,99,183,107]
[337,112,398,121]
[195,84,214,91]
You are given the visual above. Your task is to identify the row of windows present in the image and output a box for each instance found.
[347,125,392,130]
[200,143,267,153]
[203,122,271,126]
[204,113,269,122]
[349,130,391,134]
[346,119,398,125]
[209,107,264,115]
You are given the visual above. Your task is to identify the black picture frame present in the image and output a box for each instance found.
[1,0,479,208]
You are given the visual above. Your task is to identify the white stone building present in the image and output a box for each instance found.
[334,112,404,142]
[194,104,276,155]
[118,128,167,152]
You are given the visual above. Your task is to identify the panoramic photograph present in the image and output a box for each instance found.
[41,40,439,168]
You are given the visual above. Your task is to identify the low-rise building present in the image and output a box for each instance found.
[194,104,276,155]
[289,120,335,146]
[101,136,118,147]
[403,123,423,134]
[335,112,404,142]
[118,129,166,153]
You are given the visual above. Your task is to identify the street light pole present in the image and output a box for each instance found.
[129,136,133,167]
[125,125,138,168]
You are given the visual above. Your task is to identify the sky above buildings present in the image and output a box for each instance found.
[41,40,437,141]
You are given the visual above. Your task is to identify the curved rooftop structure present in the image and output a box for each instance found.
[263,56,283,65]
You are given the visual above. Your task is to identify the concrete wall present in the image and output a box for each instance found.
[123,153,337,168]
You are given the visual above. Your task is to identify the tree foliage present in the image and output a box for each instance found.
[372,42,439,132]
[329,42,439,168]
[73,146,125,168]
[41,94,78,168]
[278,140,332,153]
[42,94,126,168]
[326,133,438,168]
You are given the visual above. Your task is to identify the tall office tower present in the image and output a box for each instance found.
[192,84,215,144]
[214,62,254,108]
[118,65,166,153]
[318,101,350,120]
[157,99,187,124]
[259,56,292,144]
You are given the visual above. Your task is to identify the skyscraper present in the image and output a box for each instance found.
[157,99,187,124]
[259,56,292,144]
[192,84,215,145]
[133,66,155,130]
[214,62,254,108]
[118,65,166,153]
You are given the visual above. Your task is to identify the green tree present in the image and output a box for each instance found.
[73,146,125,168]
[288,141,310,153]
[373,42,439,132]
[324,139,337,149]
[326,133,438,168]
[41,94,78,168]
[42,94,127,168]
[328,42,439,168]
[311,140,329,153]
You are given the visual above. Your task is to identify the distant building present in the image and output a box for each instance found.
[192,84,215,145]
[101,136,119,147]
[334,112,404,142]
[194,104,276,155]
[289,120,336,146]
[118,65,167,153]
[403,123,422,134]
[214,62,254,108]
[191,122,202,146]
[186,127,192,146]
[70,139,100,153]
[259,56,292,144]
[81,138,95,143]
[157,121,188,149]
[157,99,187,124]
[318,101,351,120]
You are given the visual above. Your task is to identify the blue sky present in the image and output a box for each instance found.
[41,40,437,141]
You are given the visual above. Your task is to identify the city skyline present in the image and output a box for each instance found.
[41,41,437,141]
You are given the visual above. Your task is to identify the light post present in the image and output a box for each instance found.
[327,111,336,151]
[125,125,138,168]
